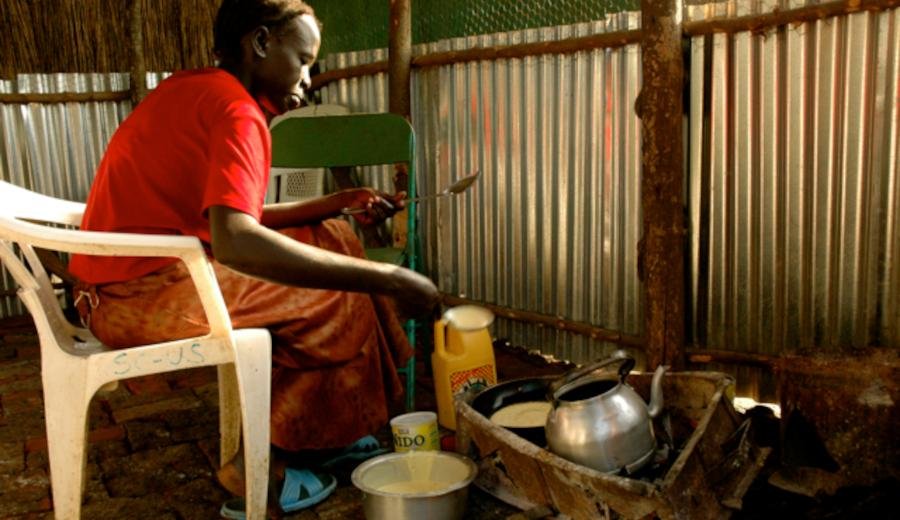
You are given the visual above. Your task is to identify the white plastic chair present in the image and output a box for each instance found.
[0,181,271,519]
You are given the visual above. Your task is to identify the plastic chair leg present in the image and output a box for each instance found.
[42,369,90,519]
[232,332,272,520]
[218,364,242,466]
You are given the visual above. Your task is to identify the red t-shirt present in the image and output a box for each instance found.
[69,68,271,284]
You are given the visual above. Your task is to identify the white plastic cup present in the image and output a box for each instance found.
[390,411,440,452]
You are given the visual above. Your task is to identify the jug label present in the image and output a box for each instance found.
[450,364,496,396]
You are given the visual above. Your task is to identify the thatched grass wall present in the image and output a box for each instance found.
[0,0,220,79]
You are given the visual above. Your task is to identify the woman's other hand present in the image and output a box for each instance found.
[342,188,406,226]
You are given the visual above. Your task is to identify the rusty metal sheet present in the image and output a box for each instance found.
[776,349,900,488]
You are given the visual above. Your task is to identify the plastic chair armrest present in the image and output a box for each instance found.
[0,217,232,337]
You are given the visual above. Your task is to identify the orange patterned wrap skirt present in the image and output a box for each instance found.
[75,219,413,451]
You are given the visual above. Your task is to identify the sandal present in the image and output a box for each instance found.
[320,434,388,470]
[219,468,336,519]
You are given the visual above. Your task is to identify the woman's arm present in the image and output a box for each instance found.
[209,204,438,316]
[260,188,405,229]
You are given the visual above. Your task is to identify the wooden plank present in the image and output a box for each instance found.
[0,91,130,104]
[639,0,686,370]
[308,30,643,93]
[457,403,554,506]
[683,0,900,36]
[442,294,644,348]
[129,0,146,106]
[388,0,411,249]
[411,30,643,68]
[457,372,748,518]
[539,459,662,520]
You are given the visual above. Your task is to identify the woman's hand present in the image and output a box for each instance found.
[390,267,441,318]
[341,188,407,226]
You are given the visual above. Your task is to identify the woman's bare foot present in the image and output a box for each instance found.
[216,457,246,497]
[216,453,287,497]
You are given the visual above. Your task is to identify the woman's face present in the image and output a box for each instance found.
[252,14,320,116]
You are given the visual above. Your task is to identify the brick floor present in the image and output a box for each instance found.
[0,316,519,520]
[5,314,892,519]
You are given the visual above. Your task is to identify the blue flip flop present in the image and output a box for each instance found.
[219,497,249,520]
[280,468,337,512]
[320,434,389,470]
[219,468,336,519]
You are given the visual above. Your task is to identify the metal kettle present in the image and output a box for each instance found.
[545,355,667,474]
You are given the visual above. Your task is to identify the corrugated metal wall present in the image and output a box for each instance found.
[320,13,645,364]
[0,73,129,317]
[2,3,897,387]
[0,73,171,317]
[687,2,900,359]
[317,49,394,197]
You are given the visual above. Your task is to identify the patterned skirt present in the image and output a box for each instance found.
[75,219,412,451]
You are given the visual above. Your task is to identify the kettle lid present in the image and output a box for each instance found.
[549,355,636,402]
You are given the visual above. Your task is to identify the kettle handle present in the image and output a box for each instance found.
[548,355,636,400]
[433,318,447,356]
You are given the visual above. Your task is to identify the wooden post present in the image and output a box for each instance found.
[639,0,685,369]
[389,0,412,248]
[129,0,147,106]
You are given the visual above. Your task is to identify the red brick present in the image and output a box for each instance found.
[0,477,48,499]
[0,494,52,516]
[123,374,171,395]
[0,315,37,332]
[1,333,39,345]
[0,375,43,394]
[37,496,53,511]
[15,345,41,360]
[0,360,40,380]
[0,345,15,360]
[0,413,46,444]
[1,390,44,415]
[2,389,43,401]
[24,436,47,453]
[25,425,126,454]
[0,361,42,394]
[167,367,217,390]
[0,440,24,474]
[193,382,220,409]
[89,425,127,444]
[112,394,203,424]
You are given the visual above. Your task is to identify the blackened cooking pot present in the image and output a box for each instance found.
[469,376,556,446]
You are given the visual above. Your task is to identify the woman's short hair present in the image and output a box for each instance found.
[214,0,317,61]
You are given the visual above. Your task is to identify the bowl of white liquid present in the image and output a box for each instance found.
[351,451,478,520]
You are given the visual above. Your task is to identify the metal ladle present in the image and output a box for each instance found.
[341,170,480,215]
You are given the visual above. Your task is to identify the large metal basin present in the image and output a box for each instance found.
[351,451,478,520]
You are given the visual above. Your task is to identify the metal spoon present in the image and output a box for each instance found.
[341,170,480,215]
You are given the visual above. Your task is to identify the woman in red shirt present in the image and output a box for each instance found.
[70,0,438,515]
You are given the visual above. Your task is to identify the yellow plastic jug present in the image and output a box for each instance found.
[432,305,497,429]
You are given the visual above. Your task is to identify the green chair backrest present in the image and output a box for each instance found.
[269,112,418,271]
[269,112,420,411]
[270,112,414,169]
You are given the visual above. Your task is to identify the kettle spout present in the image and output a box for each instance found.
[647,365,668,418]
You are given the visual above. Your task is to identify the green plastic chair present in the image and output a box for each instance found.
[270,112,419,411]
